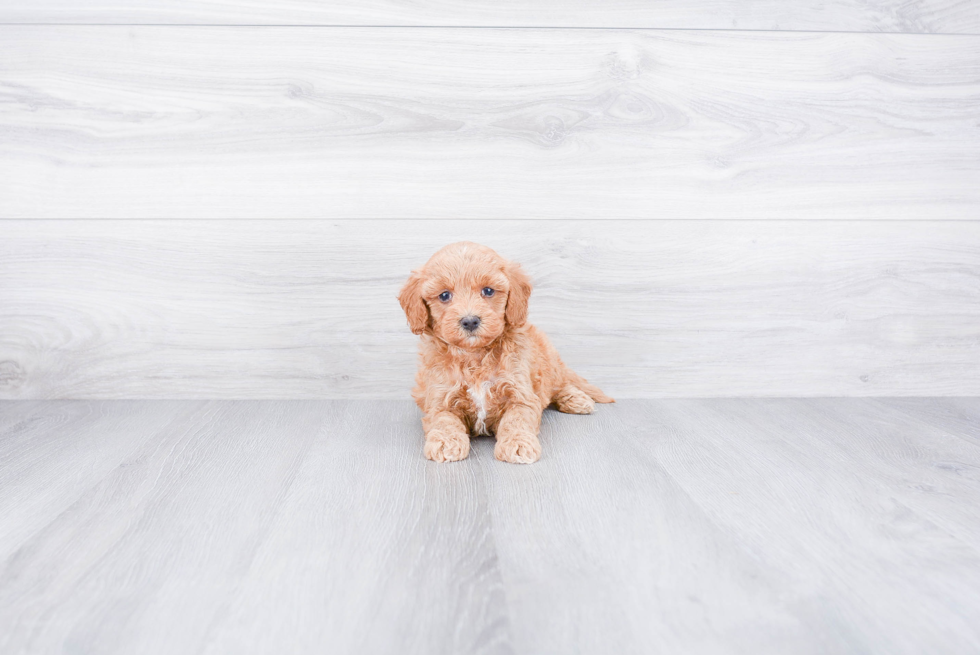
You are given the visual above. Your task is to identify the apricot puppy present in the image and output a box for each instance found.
[398,242,613,464]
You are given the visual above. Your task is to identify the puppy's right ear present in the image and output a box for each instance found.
[398,270,429,335]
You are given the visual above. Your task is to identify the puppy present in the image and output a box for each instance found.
[398,242,613,464]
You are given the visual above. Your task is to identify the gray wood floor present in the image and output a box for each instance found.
[2,399,979,655]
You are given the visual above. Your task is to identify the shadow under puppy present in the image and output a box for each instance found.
[398,242,613,464]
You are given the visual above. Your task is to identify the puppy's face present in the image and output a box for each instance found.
[399,242,532,349]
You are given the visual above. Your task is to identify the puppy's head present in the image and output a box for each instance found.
[398,242,532,349]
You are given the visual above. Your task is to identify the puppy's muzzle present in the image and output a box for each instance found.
[460,315,481,332]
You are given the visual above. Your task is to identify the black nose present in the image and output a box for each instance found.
[460,315,481,332]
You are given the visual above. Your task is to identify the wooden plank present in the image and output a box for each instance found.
[695,398,980,549]
[0,400,207,563]
[0,400,509,654]
[475,404,819,654]
[1,27,978,219]
[635,398,980,654]
[0,400,323,654]
[1,219,978,399]
[875,397,980,447]
[199,400,507,655]
[0,0,978,33]
[0,400,44,432]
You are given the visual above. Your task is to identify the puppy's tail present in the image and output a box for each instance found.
[566,370,615,404]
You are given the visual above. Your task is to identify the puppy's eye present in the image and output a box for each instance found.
[481,287,495,298]
[438,291,452,302]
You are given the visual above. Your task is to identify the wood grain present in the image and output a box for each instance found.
[0,400,208,563]
[198,401,507,655]
[476,404,819,655]
[875,397,980,447]
[1,27,978,219]
[0,0,978,33]
[673,398,980,551]
[630,398,980,654]
[0,401,322,654]
[0,400,507,655]
[1,220,978,399]
[2,399,980,653]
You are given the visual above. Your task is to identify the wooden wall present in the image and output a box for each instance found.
[1,0,978,32]
[1,2,978,398]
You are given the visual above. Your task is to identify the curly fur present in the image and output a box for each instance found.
[398,242,614,464]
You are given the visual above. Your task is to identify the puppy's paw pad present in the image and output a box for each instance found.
[424,434,470,463]
[495,437,541,464]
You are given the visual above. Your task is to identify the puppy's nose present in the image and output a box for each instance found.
[460,315,481,332]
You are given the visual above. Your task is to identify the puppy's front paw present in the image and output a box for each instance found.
[494,435,541,464]
[424,432,470,463]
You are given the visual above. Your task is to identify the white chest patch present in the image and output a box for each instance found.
[467,380,494,436]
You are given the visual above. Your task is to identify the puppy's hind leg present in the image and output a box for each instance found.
[554,384,596,415]
[557,366,615,407]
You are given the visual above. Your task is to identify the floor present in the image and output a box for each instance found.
[2,398,979,654]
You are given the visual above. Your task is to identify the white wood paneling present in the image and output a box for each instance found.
[0,0,978,33]
[1,27,978,219]
[3,399,980,653]
[1,220,977,399]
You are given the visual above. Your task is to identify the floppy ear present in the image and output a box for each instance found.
[398,270,429,335]
[504,263,532,327]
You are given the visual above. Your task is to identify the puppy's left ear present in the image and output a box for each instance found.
[398,270,429,335]
[504,263,532,327]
